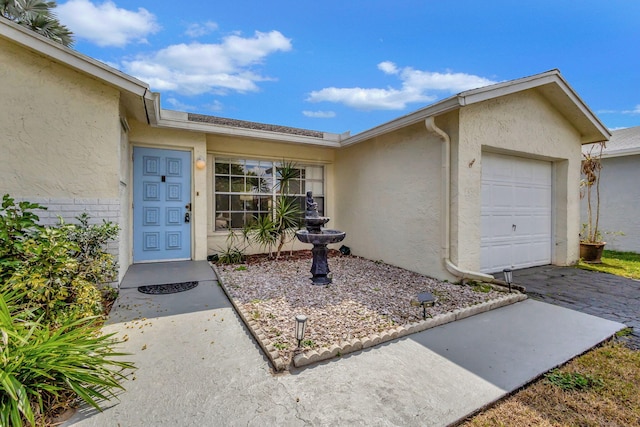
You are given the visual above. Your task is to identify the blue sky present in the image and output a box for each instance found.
[56,0,640,135]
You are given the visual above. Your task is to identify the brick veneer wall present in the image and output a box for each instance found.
[15,197,122,283]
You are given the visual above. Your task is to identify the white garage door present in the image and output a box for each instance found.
[480,153,552,273]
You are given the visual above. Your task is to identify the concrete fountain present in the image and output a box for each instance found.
[295,191,346,285]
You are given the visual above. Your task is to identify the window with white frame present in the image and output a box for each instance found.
[214,158,324,230]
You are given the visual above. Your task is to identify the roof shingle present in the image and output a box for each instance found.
[187,113,324,138]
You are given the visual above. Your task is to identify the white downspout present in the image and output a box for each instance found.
[424,117,495,282]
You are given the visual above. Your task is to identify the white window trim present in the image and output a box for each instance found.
[209,156,325,233]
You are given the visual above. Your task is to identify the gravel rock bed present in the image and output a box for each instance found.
[217,255,507,365]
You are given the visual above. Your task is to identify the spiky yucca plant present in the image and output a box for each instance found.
[0,289,133,426]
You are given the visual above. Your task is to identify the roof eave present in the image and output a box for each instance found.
[151,106,342,148]
[602,148,640,158]
[0,19,150,98]
[340,96,462,147]
[341,69,611,148]
[457,70,610,144]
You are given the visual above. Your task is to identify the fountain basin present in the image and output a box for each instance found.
[295,229,346,245]
[303,216,331,229]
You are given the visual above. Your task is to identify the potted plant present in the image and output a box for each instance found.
[580,141,606,263]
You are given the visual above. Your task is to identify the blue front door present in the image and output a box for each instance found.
[133,147,191,262]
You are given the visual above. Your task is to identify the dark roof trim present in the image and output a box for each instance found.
[187,114,324,138]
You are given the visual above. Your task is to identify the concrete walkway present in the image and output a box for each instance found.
[513,265,640,349]
[65,262,624,427]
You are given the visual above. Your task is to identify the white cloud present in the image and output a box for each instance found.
[122,31,292,95]
[165,97,223,113]
[378,61,399,75]
[302,110,336,118]
[307,86,432,110]
[185,21,218,38]
[307,61,498,111]
[204,100,224,112]
[165,97,196,111]
[58,0,159,47]
[622,105,640,115]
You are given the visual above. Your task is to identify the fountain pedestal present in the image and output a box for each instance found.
[296,229,346,285]
[295,192,346,285]
[311,245,330,285]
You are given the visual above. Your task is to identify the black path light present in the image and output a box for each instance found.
[503,268,513,293]
[295,314,308,347]
[417,292,436,320]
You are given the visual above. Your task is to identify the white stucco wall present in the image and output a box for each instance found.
[206,134,336,256]
[333,89,585,282]
[0,37,127,281]
[0,38,121,199]
[455,89,583,271]
[118,113,131,282]
[581,154,640,253]
[129,121,209,261]
[334,123,446,279]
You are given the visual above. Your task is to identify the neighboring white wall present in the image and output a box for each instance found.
[334,123,446,280]
[581,154,640,253]
[206,134,336,256]
[455,89,583,271]
[129,121,209,261]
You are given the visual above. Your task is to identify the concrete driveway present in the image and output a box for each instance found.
[513,265,640,349]
[64,261,624,426]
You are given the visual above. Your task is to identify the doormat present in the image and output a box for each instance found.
[138,281,199,295]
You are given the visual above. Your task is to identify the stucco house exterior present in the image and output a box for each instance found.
[581,126,640,253]
[0,18,610,285]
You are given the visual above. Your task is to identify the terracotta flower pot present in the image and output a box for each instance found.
[580,242,606,264]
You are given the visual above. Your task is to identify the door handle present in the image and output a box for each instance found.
[185,212,190,223]
[185,203,191,211]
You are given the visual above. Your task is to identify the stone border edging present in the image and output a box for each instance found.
[292,292,527,368]
[211,263,527,371]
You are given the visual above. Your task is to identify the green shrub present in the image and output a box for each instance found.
[245,160,302,259]
[7,226,103,326]
[218,246,246,264]
[0,196,119,326]
[0,195,46,281]
[61,212,119,285]
[0,288,134,427]
[215,229,247,264]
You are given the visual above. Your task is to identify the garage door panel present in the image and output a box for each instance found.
[484,214,514,239]
[532,187,552,208]
[532,216,552,237]
[512,241,550,269]
[481,183,492,208]
[511,242,533,267]
[492,184,515,208]
[481,243,513,272]
[481,153,552,273]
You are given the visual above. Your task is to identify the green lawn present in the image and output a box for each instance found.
[578,250,640,280]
